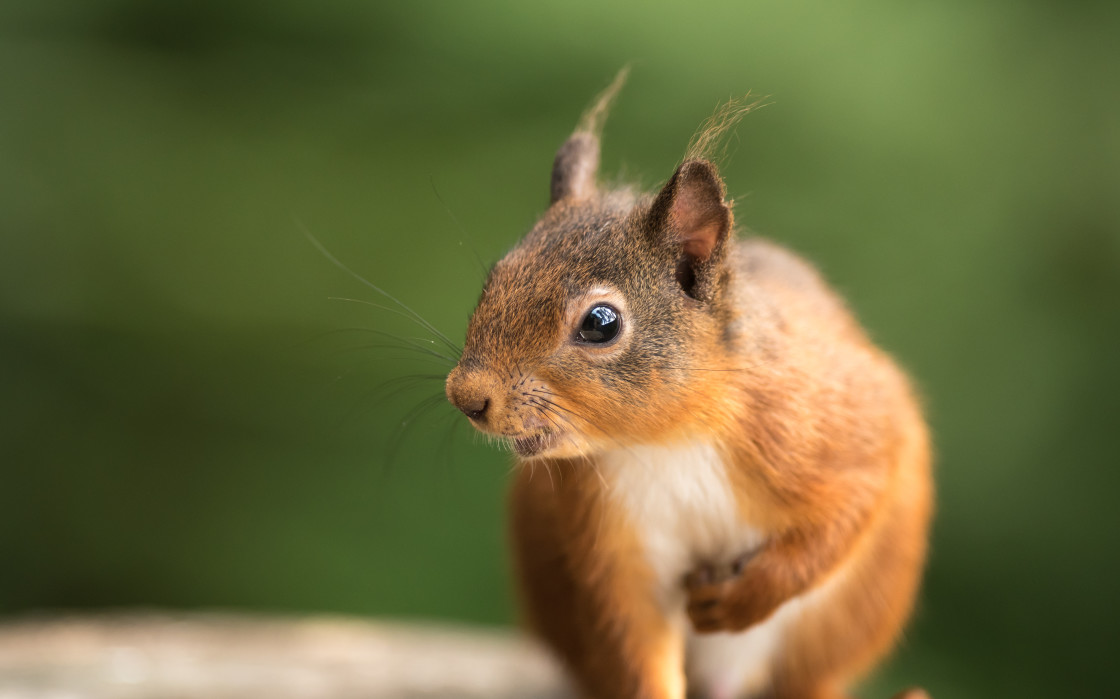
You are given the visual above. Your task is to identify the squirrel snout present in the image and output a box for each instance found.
[458,396,490,421]
[446,369,493,422]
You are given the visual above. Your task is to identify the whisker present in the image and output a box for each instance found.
[434,408,465,477]
[366,373,447,399]
[326,296,462,358]
[532,404,573,447]
[385,392,455,472]
[429,175,488,279]
[284,326,410,350]
[337,342,456,366]
[581,452,610,492]
[529,393,597,427]
[425,407,465,483]
[528,401,609,491]
[542,458,555,491]
[334,374,446,434]
[331,323,458,365]
[531,389,642,459]
[528,394,626,452]
[298,220,462,355]
[659,362,771,373]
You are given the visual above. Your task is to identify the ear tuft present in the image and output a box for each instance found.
[549,68,629,204]
[648,159,732,298]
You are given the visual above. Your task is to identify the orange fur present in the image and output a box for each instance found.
[446,89,933,699]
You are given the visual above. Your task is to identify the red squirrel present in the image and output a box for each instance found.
[445,72,933,699]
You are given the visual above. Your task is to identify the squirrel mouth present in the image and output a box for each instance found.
[512,431,558,458]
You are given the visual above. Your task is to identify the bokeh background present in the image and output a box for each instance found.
[2,1,1118,697]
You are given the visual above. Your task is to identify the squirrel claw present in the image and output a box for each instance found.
[685,551,755,591]
[730,550,755,576]
[684,563,718,588]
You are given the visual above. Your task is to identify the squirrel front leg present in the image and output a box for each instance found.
[685,516,863,634]
[511,464,688,699]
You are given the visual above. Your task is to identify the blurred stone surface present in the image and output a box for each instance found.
[0,612,570,699]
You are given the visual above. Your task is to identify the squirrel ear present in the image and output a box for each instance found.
[648,159,732,297]
[550,132,599,204]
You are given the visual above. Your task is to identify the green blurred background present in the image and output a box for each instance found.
[1,0,1117,696]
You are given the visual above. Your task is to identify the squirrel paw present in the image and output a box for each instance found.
[683,552,758,634]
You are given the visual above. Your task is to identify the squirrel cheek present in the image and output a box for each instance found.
[516,408,552,433]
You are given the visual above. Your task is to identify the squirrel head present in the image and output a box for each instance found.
[446,106,745,460]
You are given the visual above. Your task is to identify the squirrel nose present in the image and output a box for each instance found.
[446,369,493,422]
[458,396,490,421]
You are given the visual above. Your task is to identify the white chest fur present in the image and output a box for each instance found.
[601,441,764,604]
[600,441,782,699]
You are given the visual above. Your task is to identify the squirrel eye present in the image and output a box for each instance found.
[578,304,621,344]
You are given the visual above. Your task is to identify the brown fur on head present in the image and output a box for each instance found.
[446,79,747,460]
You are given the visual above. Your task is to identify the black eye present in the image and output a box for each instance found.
[578,304,621,344]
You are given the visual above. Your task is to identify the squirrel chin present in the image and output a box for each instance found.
[511,431,602,461]
[512,431,564,459]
